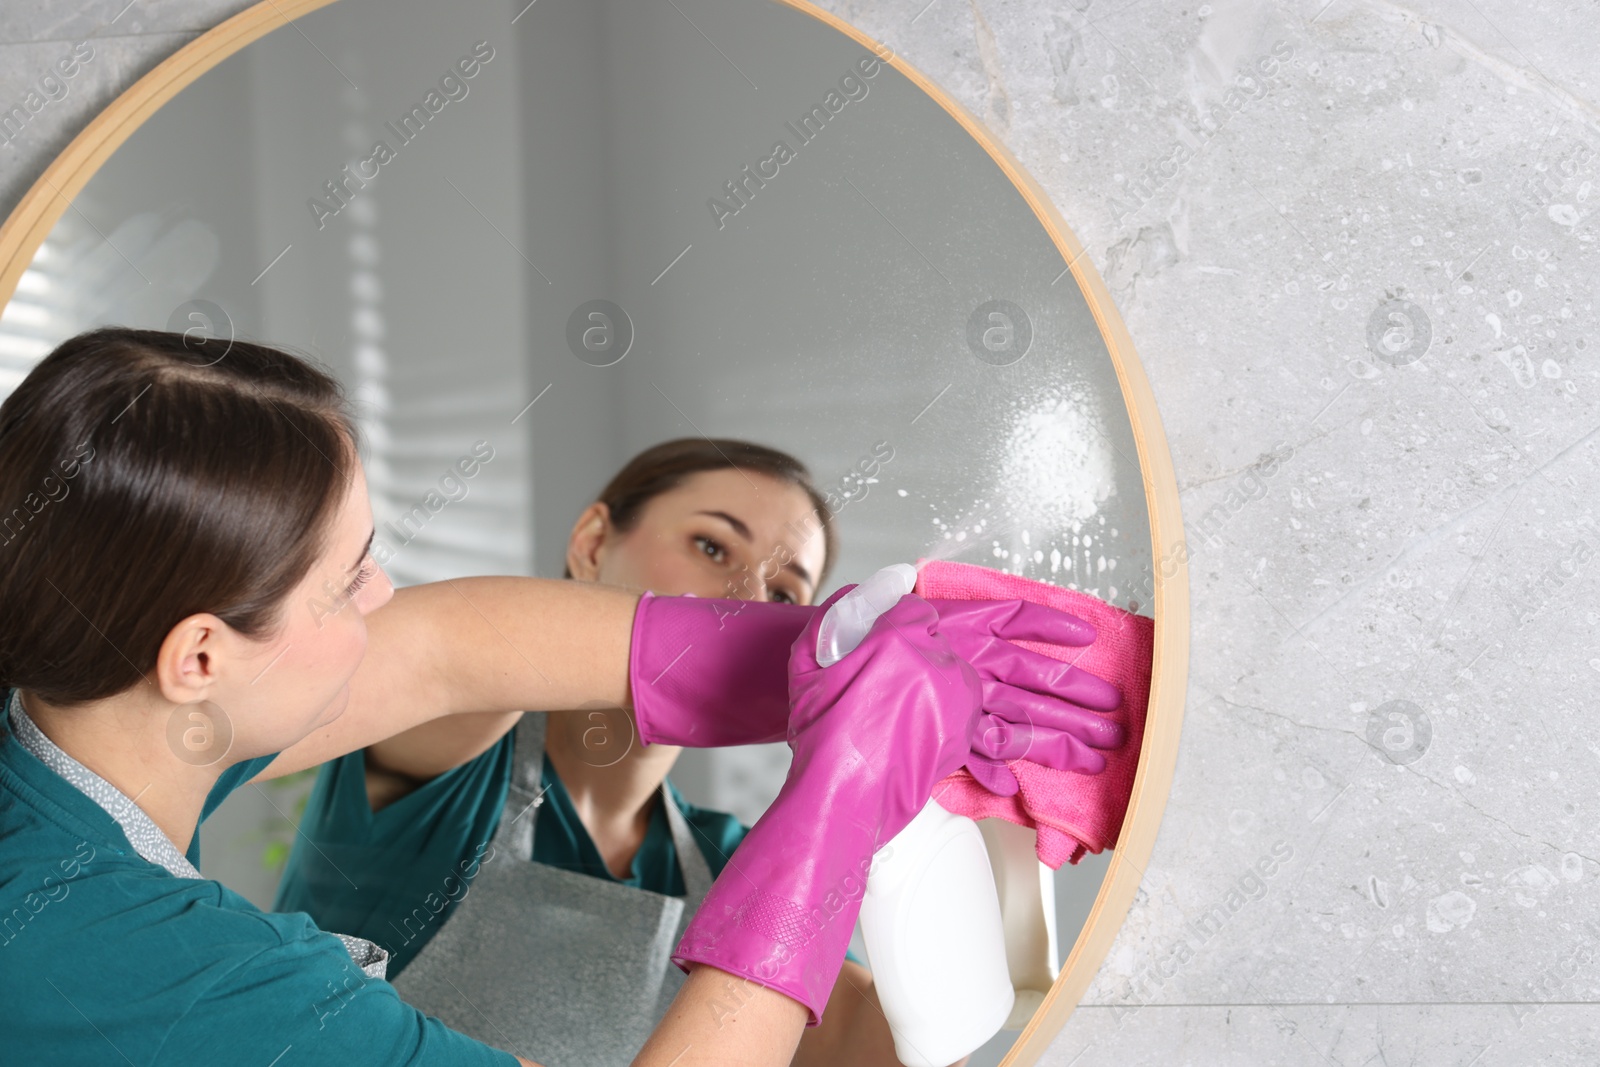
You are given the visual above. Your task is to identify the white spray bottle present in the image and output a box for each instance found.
[816,563,1015,1067]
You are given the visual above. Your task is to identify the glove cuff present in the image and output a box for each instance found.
[629,591,817,748]
[672,861,872,1027]
[670,773,882,1027]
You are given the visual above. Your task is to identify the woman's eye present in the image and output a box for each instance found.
[771,589,795,605]
[693,535,727,564]
[345,558,376,598]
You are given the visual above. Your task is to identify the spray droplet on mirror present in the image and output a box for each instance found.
[995,386,1115,534]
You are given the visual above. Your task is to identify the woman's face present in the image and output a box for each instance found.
[173,459,395,761]
[567,469,827,606]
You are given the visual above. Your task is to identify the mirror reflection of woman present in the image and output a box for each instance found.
[277,438,966,1066]
[0,329,1123,1066]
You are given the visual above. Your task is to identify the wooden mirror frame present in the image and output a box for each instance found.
[0,2,1189,1063]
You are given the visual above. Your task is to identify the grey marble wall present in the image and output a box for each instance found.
[3,1,1595,1064]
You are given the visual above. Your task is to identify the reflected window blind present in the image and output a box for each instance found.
[0,217,93,394]
[333,78,527,590]
[0,203,528,589]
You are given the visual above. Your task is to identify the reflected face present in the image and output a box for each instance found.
[199,457,395,758]
[568,468,827,606]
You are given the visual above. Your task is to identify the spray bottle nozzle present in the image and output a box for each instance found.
[815,563,919,668]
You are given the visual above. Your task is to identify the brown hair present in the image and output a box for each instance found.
[562,437,838,595]
[0,327,360,707]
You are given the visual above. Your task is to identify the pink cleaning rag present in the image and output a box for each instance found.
[916,559,1152,869]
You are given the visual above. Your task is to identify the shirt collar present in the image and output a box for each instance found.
[6,688,201,879]
[4,689,391,978]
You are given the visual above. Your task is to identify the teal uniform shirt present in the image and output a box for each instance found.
[275,724,863,975]
[0,687,516,1067]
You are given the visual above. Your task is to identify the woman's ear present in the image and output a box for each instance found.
[565,502,611,581]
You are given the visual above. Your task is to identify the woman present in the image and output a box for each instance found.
[0,327,1125,1066]
[276,439,932,1064]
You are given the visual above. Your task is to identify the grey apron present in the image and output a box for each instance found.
[2,688,389,978]
[392,712,714,1067]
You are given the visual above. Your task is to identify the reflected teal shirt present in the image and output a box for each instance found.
[0,687,515,1067]
[274,726,868,977]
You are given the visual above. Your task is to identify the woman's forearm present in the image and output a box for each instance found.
[791,960,912,1067]
[412,576,640,713]
[632,964,808,1067]
[255,576,642,781]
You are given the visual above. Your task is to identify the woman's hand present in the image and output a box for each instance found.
[921,595,1126,794]
[669,585,985,1026]
[783,586,986,832]
[627,588,1127,790]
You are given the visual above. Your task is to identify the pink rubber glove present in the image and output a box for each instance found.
[671,584,986,1024]
[628,590,1125,790]
[920,596,1125,795]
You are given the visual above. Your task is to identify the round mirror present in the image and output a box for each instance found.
[0,0,1187,1063]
